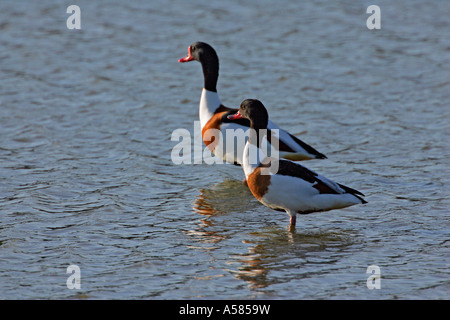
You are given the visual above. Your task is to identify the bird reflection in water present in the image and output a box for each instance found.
[192,179,255,215]
[188,179,356,290]
[228,228,356,290]
[187,179,255,246]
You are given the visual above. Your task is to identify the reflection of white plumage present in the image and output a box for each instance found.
[227,99,367,231]
[179,42,327,165]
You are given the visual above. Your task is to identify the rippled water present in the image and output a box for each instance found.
[0,0,449,299]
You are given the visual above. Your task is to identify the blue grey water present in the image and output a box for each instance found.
[0,0,448,299]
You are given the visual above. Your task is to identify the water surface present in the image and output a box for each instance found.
[0,0,448,299]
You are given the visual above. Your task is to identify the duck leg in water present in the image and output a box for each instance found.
[289,215,296,232]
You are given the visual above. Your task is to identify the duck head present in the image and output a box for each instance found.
[178,42,217,63]
[228,99,269,130]
[178,42,219,92]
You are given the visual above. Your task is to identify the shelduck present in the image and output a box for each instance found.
[178,42,327,165]
[227,99,367,231]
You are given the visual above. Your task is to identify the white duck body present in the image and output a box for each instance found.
[231,99,366,229]
[180,42,327,166]
[244,134,365,216]
[259,165,365,214]
[199,89,325,165]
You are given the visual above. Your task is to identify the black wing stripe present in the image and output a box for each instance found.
[287,132,327,159]
[276,160,319,184]
[275,160,366,200]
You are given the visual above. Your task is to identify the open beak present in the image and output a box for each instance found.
[227,111,243,120]
[178,46,194,63]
